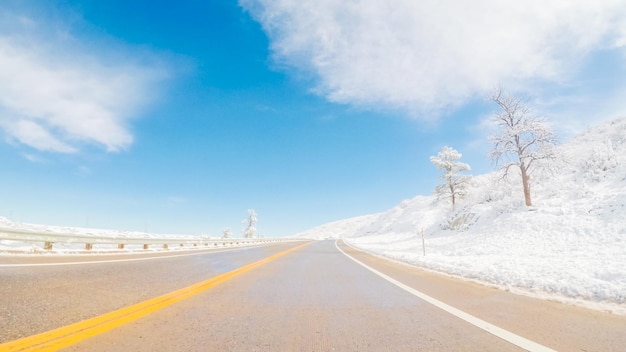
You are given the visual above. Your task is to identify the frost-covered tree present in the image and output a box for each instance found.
[242,209,257,238]
[222,227,232,239]
[430,146,471,208]
[489,88,557,207]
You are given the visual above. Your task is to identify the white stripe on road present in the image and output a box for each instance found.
[336,240,557,352]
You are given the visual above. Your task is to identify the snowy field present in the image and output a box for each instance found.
[297,117,626,315]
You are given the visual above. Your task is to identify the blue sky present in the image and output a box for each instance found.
[1,1,625,236]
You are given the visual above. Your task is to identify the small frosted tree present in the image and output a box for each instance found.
[430,146,471,208]
[222,227,232,239]
[489,88,557,207]
[242,209,257,238]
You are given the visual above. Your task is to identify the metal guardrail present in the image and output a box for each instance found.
[0,227,292,251]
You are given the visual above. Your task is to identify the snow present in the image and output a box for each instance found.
[297,117,626,315]
[0,217,207,254]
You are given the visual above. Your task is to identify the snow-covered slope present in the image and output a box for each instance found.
[297,117,626,314]
[295,214,379,240]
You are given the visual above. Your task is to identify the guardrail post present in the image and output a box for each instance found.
[118,244,124,249]
[85,243,93,250]
[143,244,148,250]
[163,244,168,249]
[179,243,184,248]
[44,241,53,250]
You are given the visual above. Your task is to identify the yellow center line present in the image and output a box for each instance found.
[1,241,311,352]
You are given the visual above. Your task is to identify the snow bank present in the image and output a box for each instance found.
[0,217,201,253]
[297,117,626,314]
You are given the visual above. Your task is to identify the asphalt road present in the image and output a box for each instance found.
[1,240,624,351]
[0,242,304,343]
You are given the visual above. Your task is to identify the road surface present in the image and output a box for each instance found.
[1,240,624,351]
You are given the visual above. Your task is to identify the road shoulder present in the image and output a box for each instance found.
[337,239,626,352]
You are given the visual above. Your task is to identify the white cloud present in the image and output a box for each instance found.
[242,0,626,119]
[2,119,75,153]
[0,7,167,154]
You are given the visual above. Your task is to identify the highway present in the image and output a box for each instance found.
[1,240,625,351]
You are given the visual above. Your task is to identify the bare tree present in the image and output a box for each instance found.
[430,146,471,208]
[242,209,257,238]
[489,88,557,206]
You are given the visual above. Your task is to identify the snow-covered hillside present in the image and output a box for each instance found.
[297,117,626,314]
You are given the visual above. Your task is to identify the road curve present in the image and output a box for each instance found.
[2,240,624,351]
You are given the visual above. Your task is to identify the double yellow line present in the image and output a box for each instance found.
[1,241,310,351]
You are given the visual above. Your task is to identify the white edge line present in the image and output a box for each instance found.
[335,240,557,352]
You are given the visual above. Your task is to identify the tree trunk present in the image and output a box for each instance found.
[520,164,532,206]
[450,183,456,208]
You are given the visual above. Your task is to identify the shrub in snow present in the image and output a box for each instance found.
[578,140,618,182]
[439,209,477,232]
